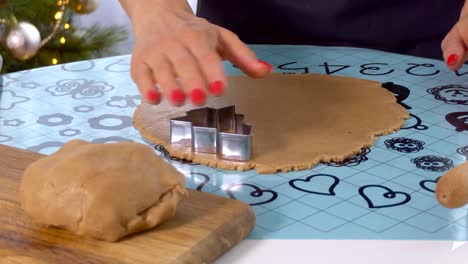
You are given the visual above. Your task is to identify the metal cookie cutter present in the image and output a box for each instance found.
[170,106,252,161]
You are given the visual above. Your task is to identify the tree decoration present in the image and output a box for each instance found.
[0,0,127,73]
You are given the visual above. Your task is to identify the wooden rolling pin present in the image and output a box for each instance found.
[436,162,468,208]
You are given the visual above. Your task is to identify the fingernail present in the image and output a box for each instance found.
[145,89,161,104]
[209,80,224,96]
[447,53,458,66]
[170,89,186,105]
[258,60,273,71]
[190,88,206,105]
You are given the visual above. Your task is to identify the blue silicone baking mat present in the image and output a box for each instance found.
[1,45,467,240]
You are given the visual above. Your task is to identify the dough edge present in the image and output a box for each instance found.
[133,81,409,174]
[135,116,407,174]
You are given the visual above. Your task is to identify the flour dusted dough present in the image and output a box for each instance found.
[133,73,409,173]
[20,140,187,242]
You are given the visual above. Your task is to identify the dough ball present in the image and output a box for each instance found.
[20,140,188,242]
[435,162,468,208]
[0,256,47,264]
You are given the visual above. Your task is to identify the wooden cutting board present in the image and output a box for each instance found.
[0,144,256,264]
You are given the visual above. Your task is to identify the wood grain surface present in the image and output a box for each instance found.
[0,144,256,264]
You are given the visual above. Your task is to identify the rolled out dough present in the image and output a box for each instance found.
[20,140,187,242]
[133,73,409,173]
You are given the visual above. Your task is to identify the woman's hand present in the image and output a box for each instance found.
[442,2,468,70]
[120,0,272,106]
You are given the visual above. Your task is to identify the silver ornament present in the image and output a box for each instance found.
[71,0,100,14]
[5,22,41,61]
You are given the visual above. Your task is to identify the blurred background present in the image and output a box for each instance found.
[73,0,198,54]
[0,0,198,73]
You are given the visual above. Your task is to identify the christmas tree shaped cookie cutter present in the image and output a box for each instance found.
[170,106,252,161]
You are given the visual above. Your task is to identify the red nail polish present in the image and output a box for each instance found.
[209,80,224,96]
[146,89,161,104]
[259,60,273,71]
[190,88,206,105]
[447,54,458,66]
[170,89,186,105]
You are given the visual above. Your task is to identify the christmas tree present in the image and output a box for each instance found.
[0,0,127,73]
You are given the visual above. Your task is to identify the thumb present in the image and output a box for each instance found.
[216,26,272,78]
[441,20,468,71]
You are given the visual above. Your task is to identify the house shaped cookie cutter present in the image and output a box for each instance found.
[170,106,252,161]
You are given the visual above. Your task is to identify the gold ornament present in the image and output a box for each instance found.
[5,22,41,60]
[71,0,99,14]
